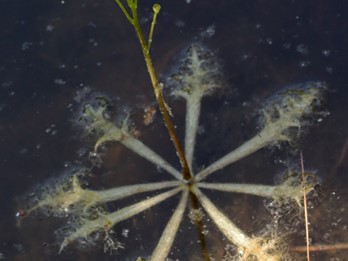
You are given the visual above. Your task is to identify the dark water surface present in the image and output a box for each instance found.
[1,0,347,260]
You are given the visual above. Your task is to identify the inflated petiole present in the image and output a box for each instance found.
[150,190,188,261]
[82,105,182,180]
[59,186,182,253]
[29,175,180,216]
[195,82,326,182]
[171,44,223,169]
[198,173,316,208]
[192,187,285,261]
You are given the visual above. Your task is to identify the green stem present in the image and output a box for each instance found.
[148,4,160,50]
[114,0,134,24]
[115,1,192,181]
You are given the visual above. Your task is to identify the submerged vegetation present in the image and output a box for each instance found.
[19,1,330,260]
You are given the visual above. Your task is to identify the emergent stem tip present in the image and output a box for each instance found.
[153,4,161,14]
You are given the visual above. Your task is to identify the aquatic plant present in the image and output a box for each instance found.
[21,1,328,260]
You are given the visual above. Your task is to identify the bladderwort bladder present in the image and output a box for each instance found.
[20,1,329,260]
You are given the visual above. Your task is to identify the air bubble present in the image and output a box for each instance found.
[46,25,54,31]
[326,67,333,74]
[266,38,273,45]
[322,49,331,57]
[121,228,129,237]
[54,78,66,85]
[299,60,311,68]
[21,41,32,51]
[296,44,308,55]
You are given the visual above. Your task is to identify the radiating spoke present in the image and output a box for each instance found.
[192,187,250,248]
[122,136,182,180]
[195,83,326,182]
[83,105,182,180]
[59,187,182,253]
[150,190,188,261]
[198,182,277,198]
[195,133,274,182]
[96,181,181,203]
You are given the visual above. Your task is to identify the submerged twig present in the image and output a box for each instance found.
[300,151,311,261]
[291,243,348,252]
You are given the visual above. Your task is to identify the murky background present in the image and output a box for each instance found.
[1,0,347,260]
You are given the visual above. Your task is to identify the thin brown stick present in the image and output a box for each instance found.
[189,191,211,261]
[329,136,348,179]
[300,151,310,261]
[129,3,192,181]
[291,243,348,252]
